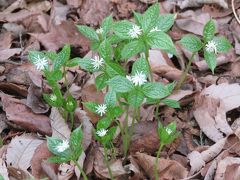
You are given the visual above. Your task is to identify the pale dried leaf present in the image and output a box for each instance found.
[0,158,9,180]
[0,48,21,60]
[6,134,43,170]
[0,10,40,22]
[0,32,12,50]
[58,163,74,180]
[50,107,71,140]
[74,152,86,179]
[178,0,228,9]
[204,160,217,180]
[188,151,205,175]
[134,152,188,179]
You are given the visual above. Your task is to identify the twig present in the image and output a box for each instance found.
[232,0,240,25]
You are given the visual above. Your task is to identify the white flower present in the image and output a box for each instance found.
[50,94,57,101]
[165,127,173,135]
[150,27,161,33]
[96,129,108,137]
[128,25,142,38]
[130,71,147,86]
[205,40,217,54]
[96,28,103,34]
[56,140,69,152]
[96,104,107,116]
[91,56,104,69]
[33,55,48,70]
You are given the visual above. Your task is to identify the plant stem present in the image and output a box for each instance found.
[123,107,129,159]
[103,145,114,180]
[70,112,74,130]
[73,160,88,180]
[154,144,164,180]
[63,65,69,93]
[144,48,153,82]
[176,52,196,90]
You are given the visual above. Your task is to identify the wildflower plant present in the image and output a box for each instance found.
[154,121,180,180]
[47,126,88,180]
[28,45,77,129]
[177,19,232,89]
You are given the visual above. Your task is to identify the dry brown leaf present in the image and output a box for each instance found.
[50,107,71,140]
[94,148,127,178]
[176,10,211,35]
[0,158,9,180]
[30,21,89,51]
[26,0,51,12]
[134,152,188,179]
[79,0,111,26]
[66,0,82,8]
[0,31,12,50]
[75,108,93,150]
[204,160,217,180]
[7,166,33,179]
[31,142,58,179]
[178,0,228,9]
[193,83,240,142]
[0,10,40,22]
[215,157,240,180]
[57,163,74,180]
[188,151,205,175]
[0,82,28,97]
[6,134,43,170]
[0,48,21,60]
[1,0,26,14]
[0,92,52,136]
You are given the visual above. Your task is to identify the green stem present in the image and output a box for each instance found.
[154,103,160,121]
[154,144,164,180]
[144,47,153,82]
[176,52,196,90]
[70,112,74,130]
[103,145,114,180]
[123,107,129,159]
[73,160,88,180]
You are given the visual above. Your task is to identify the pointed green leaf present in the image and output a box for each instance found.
[78,57,97,72]
[204,50,216,73]
[83,102,98,113]
[113,20,135,40]
[101,15,113,38]
[76,25,99,41]
[142,3,159,32]
[121,40,145,59]
[107,76,134,93]
[142,82,170,99]
[147,31,176,55]
[203,19,216,42]
[105,62,125,77]
[132,57,150,75]
[154,14,175,32]
[179,34,203,52]
[70,126,83,158]
[128,88,145,107]
[213,36,232,53]
[104,88,117,107]
[95,73,109,90]
[162,99,180,108]
[98,40,112,61]
[53,44,71,70]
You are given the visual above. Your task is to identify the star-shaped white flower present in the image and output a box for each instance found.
[128,25,142,38]
[91,56,104,69]
[56,140,69,152]
[96,28,103,34]
[50,94,57,101]
[205,40,217,54]
[96,129,108,137]
[33,55,48,70]
[130,71,147,86]
[150,27,161,33]
[96,104,107,116]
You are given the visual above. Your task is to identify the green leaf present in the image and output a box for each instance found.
[142,3,159,32]
[53,44,71,70]
[142,82,170,99]
[101,15,113,38]
[133,11,143,26]
[162,99,180,108]
[213,36,232,53]
[121,40,145,59]
[204,50,216,73]
[98,40,112,61]
[47,137,71,157]
[102,126,117,144]
[203,19,216,42]
[48,156,72,163]
[147,31,176,55]
[107,76,134,93]
[64,95,77,112]
[105,62,125,77]
[132,57,149,75]
[113,20,135,40]
[28,51,49,69]
[70,126,83,158]
[155,14,175,32]
[45,51,58,61]
[179,35,203,52]
[83,102,98,113]
[107,106,124,118]
[43,93,62,107]
[76,25,99,41]
[52,69,63,81]
[95,73,108,90]
[78,57,96,72]
[128,88,145,107]
[97,117,112,130]
[66,57,81,67]
[104,88,117,107]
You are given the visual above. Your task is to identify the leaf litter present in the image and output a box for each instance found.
[0,0,240,179]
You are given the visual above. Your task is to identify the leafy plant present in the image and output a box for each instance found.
[47,126,88,180]
[28,45,77,129]
[155,121,180,180]
[177,19,232,89]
